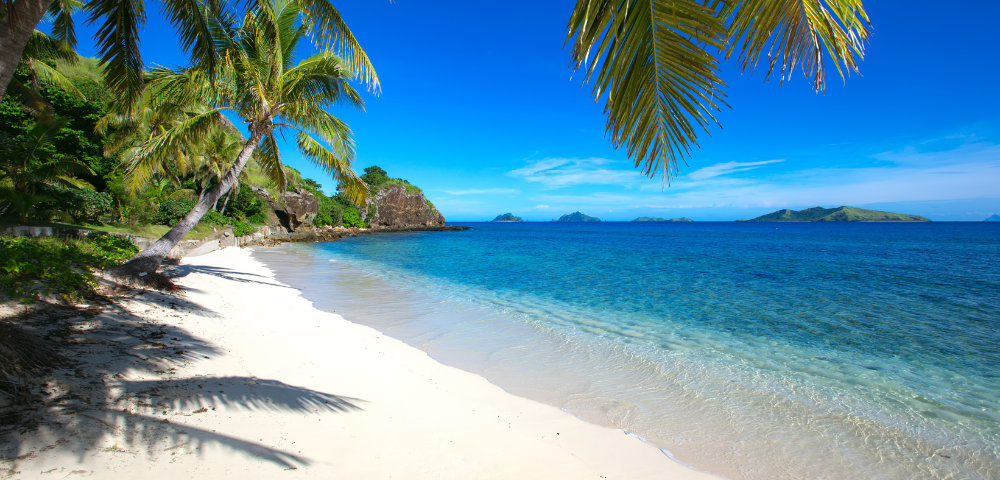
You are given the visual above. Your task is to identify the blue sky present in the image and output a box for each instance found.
[60,0,1000,221]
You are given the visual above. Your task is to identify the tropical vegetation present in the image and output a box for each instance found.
[113,0,370,274]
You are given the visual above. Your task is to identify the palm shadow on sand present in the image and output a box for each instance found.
[0,286,364,473]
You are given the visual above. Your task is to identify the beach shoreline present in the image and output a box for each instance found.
[1,247,716,479]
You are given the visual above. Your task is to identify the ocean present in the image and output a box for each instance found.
[252,222,1000,479]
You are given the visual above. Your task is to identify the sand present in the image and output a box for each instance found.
[2,247,716,479]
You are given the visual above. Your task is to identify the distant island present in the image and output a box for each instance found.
[985,214,1000,222]
[632,217,693,222]
[492,213,525,222]
[556,211,601,222]
[748,206,929,222]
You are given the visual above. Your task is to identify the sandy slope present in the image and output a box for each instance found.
[3,247,715,479]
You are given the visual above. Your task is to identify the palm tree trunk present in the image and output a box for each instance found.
[117,124,268,275]
[0,0,54,100]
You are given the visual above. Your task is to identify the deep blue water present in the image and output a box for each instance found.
[256,222,1000,479]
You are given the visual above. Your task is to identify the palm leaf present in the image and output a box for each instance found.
[567,0,871,181]
[85,0,146,110]
[724,0,870,91]
[567,0,728,181]
[295,130,365,204]
[29,59,86,99]
[124,109,222,193]
[290,0,380,92]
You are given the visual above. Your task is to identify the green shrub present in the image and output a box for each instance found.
[44,187,112,223]
[314,203,343,227]
[0,236,134,302]
[152,199,195,226]
[341,206,366,228]
[232,221,255,237]
[228,189,266,222]
[87,234,139,262]
[247,211,268,224]
[200,209,228,226]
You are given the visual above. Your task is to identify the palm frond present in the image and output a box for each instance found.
[292,0,380,93]
[295,130,364,204]
[4,79,55,122]
[47,0,83,47]
[124,109,222,193]
[567,0,728,181]
[29,59,86,99]
[725,0,870,91]
[254,133,288,191]
[86,0,146,110]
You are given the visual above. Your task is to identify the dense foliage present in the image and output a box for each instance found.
[0,234,139,302]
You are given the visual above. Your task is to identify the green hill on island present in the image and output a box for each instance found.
[748,206,929,222]
[557,212,601,222]
[985,214,1000,222]
[492,213,525,222]
[633,217,693,222]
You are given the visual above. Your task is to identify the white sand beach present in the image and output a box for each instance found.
[2,247,716,479]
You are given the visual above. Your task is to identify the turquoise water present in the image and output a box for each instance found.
[253,222,1000,479]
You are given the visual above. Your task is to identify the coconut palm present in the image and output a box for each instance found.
[0,0,378,115]
[0,119,95,220]
[115,0,367,274]
[565,0,870,182]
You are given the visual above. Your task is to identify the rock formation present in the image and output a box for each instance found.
[250,185,319,232]
[362,185,445,229]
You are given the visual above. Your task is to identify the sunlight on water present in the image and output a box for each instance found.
[254,222,1000,479]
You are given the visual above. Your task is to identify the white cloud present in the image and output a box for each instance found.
[441,188,520,195]
[532,204,551,210]
[687,159,785,180]
[509,157,642,188]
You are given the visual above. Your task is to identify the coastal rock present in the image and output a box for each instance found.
[985,214,1000,222]
[251,185,319,232]
[282,188,319,229]
[363,184,445,229]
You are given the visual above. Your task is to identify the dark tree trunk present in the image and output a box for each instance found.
[0,0,54,100]
[117,123,267,275]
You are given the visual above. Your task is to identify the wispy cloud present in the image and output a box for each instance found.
[687,159,785,180]
[509,158,641,188]
[441,188,520,195]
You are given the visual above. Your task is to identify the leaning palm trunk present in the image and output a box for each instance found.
[117,124,266,274]
[0,0,54,100]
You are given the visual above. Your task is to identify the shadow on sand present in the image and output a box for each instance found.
[0,282,363,473]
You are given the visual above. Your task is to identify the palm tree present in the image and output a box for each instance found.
[0,119,95,221]
[0,0,379,113]
[115,0,367,275]
[565,0,870,182]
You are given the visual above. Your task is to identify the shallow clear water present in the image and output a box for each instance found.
[253,222,1000,479]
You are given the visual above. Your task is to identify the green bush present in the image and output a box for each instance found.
[228,189,266,222]
[232,221,255,237]
[314,203,343,227]
[341,206,366,228]
[200,209,228,226]
[152,199,195,226]
[44,187,112,223]
[0,236,135,302]
[87,234,139,262]
[247,211,268,224]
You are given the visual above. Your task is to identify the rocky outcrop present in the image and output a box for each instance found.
[363,185,445,229]
[281,189,319,229]
[250,186,319,232]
